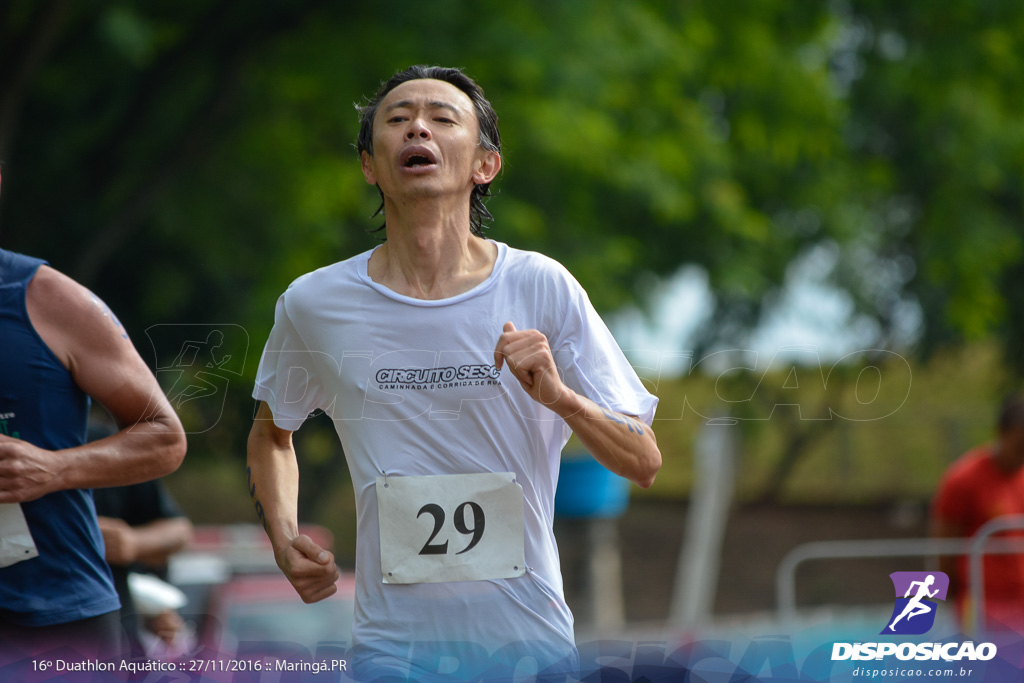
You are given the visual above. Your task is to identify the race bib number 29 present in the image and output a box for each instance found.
[376,473,526,584]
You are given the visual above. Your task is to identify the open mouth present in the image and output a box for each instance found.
[400,147,437,168]
[404,155,433,167]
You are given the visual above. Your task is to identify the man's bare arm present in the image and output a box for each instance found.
[0,266,186,503]
[555,394,660,489]
[247,401,338,603]
[494,322,661,488]
[97,515,193,567]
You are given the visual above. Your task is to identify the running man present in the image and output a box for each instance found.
[888,574,940,632]
[932,394,1024,631]
[0,165,188,660]
[247,65,661,679]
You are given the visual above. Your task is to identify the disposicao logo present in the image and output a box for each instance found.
[882,571,948,635]
[831,571,998,663]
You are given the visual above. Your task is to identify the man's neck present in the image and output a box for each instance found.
[989,440,1023,474]
[367,198,496,300]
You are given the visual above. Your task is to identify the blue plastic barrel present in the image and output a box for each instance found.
[554,451,630,518]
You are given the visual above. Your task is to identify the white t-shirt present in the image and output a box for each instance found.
[252,241,657,665]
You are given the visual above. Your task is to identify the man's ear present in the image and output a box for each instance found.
[472,150,501,185]
[361,150,377,185]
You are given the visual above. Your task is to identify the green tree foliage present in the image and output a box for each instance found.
[837,1,1024,373]
[0,1,846,347]
[1,2,1022,501]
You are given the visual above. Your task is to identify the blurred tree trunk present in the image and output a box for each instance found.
[755,407,839,504]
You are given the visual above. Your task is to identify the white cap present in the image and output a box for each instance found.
[127,573,187,616]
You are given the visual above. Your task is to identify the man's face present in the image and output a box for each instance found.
[360,78,500,204]
[1001,425,1024,471]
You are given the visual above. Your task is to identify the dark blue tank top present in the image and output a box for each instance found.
[0,248,119,625]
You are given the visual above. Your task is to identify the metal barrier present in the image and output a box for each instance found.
[968,514,1024,632]
[776,514,1024,629]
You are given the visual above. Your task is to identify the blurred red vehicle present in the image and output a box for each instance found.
[168,524,355,656]
[199,572,356,655]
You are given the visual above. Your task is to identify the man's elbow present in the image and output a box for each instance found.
[633,447,662,490]
[162,429,188,475]
[172,436,187,470]
[171,516,194,550]
[248,410,293,455]
[153,413,187,475]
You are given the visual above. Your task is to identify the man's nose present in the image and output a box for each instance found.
[405,117,431,140]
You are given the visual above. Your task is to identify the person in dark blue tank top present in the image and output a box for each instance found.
[0,164,188,663]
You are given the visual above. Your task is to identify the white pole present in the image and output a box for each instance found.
[588,517,625,631]
[670,418,736,626]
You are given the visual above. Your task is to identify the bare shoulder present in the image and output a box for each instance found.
[26,265,132,370]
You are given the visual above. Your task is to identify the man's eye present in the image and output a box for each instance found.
[388,116,407,123]
[435,118,455,124]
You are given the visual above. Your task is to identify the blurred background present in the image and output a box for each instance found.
[2,0,1023,648]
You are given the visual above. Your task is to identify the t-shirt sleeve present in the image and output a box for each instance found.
[252,291,328,432]
[550,271,659,426]
[92,481,185,526]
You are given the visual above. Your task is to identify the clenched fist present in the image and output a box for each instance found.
[493,321,580,414]
[0,435,62,503]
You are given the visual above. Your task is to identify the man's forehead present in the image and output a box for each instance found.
[378,78,474,114]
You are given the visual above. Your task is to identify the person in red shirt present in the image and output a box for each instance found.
[931,394,1024,632]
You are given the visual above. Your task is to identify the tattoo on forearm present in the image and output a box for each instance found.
[601,409,645,436]
[247,466,267,530]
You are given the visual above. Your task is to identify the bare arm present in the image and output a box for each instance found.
[247,401,338,603]
[494,322,661,488]
[0,266,186,503]
[97,515,193,568]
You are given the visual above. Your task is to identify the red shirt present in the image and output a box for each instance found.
[932,445,1024,627]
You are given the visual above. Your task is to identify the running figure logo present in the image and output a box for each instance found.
[144,324,249,433]
[882,571,949,635]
